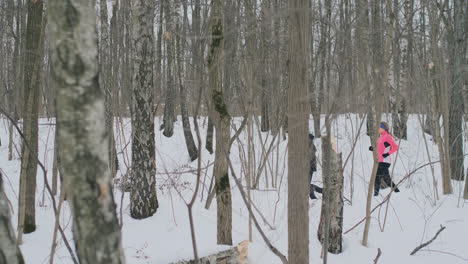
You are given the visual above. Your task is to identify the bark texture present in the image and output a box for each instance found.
[448,0,466,181]
[129,0,159,219]
[287,0,310,262]
[209,0,232,245]
[18,0,44,235]
[163,0,175,137]
[49,0,125,263]
[0,173,24,264]
[318,138,344,254]
[100,0,118,178]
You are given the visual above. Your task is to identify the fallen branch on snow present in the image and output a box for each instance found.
[410,225,446,256]
[374,248,382,263]
[170,240,249,264]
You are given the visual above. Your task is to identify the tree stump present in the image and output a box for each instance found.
[318,136,344,254]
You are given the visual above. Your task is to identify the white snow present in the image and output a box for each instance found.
[1,114,467,264]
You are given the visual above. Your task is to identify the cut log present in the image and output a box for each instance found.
[171,240,248,264]
[318,135,344,254]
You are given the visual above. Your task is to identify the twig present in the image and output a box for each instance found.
[0,106,79,264]
[49,190,66,264]
[410,225,446,256]
[419,249,468,261]
[374,248,382,264]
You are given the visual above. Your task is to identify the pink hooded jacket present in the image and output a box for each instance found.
[377,130,399,163]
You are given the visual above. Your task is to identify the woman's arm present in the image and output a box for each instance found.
[387,136,399,154]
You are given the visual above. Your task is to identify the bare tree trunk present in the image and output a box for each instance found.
[121,0,132,115]
[287,0,310,262]
[363,0,389,247]
[260,0,270,132]
[177,2,198,161]
[50,0,125,262]
[393,0,412,140]
[129,0,159,219]
[18,0,44,237]
[208,0,232,245]
[428,1,452,195]
[448,0,466,181]
[100,0,118,178]
[0,172,24,264]
[155,0,163,107]
[318,136,344,254]
[163,0,175,138]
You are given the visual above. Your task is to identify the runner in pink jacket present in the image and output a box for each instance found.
[369,122,400,196]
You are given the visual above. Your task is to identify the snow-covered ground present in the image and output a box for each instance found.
[1,114,467,264]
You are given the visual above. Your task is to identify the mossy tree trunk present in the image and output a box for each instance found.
[209,0,232,245]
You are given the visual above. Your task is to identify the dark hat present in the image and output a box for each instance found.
[380,122,389,131]
[309,133,315,140]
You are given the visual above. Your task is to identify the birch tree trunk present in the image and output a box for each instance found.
[287,0,310,262]
[18,0,44,236]
[318,136,344,254]
[129,0,159,219]
[50,0,125,262]
[208,0,232,245]
[0,172,24,264]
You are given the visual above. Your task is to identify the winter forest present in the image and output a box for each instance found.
[0,0,467,263]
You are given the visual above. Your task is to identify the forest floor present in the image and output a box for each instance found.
[1,114,468,264]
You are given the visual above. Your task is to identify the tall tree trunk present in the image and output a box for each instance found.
[177,1,198,161]
[209,0,232,245]
[163,0,175,137]
[428,1,452,195]
[363,0,384,247]
[18,0,44,236]
[260,0,271,132]
[100,0,118,178]
[155,0,163,109]
[129,0,159,219]
[50,0,125,262]
[223,0,236,104]
[448,0,466,181]
[287,0,310,262]
[393,0,412,140]
[122,0,132,115]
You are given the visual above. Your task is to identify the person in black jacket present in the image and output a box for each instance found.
[309,133,323,199]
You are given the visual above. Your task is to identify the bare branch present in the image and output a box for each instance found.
[410,225,446,256]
